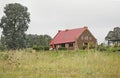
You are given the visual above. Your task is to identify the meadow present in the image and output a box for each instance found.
[0,50,120,78]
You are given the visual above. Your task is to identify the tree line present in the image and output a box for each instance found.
[0,34,52,50]
[25,34,51,48]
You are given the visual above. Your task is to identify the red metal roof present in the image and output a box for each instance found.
[50,27,87,45]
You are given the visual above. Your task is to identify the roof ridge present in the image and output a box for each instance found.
[62,26,88,31]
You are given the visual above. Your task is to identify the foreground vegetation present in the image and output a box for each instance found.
[0,50,120,78]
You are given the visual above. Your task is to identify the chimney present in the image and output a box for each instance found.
[58,30,61,32]
[84,26,88,29]
[65,29,69,31]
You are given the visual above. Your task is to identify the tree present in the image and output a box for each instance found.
[0,3,30,50]
[44,35,52,46]
[105,27,120,46]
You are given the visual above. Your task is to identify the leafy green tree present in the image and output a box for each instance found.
[44,35,52,46]
[0,3,30,49]
[105,27,120,40]
[105,27,120,45]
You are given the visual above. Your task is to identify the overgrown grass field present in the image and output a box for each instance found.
[0,50,120,78]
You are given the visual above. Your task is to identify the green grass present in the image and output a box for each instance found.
[0,50,120,78]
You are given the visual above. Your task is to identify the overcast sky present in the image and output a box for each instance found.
[0,0,120,44]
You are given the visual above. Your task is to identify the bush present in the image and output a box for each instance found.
[44,46,49,51]
[33,46,49,51]
[58,47,67,50]
[33,46,44,51]
[0,46,6,51]
[82,45,86,50]
[97,45,107,51]
[97,44,120,52]
[110,47,120,52]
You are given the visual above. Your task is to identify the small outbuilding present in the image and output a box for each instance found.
[50,26,97,50]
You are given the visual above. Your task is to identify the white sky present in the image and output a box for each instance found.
[0,0,120,44]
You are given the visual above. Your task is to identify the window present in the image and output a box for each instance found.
[69,43,73,47]
[88,35,92,40]
[81,35,85,40]
[81,35,91,40]
[61,43,65,47]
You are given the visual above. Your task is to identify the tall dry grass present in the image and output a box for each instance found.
[0,50,120,78]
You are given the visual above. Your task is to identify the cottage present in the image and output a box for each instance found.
[50,26,97,50]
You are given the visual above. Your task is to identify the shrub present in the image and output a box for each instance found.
[0,46,6,51]
[97,45,107,51]
[32,46,44,51]
[82,45,86,50]
[44,46,49,51]
[33,46,50,51]
[58,47,67,50]
[111,47,120,52]
[97,44,120,52]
